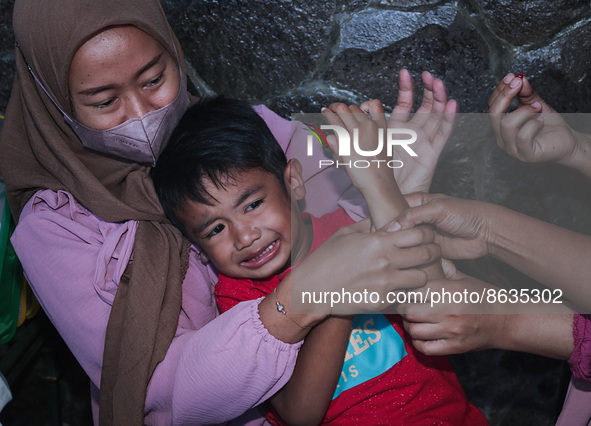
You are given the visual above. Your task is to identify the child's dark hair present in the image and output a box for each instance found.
[152,96,288,237]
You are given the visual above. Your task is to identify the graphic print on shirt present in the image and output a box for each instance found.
[333,313,407,399]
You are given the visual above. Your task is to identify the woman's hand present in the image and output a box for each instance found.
[489,73,591,178]
[290,218,441,316]
[394,192,499,261]
[383,69,457,194]
[398,260,575,359]
[398,263,507,355]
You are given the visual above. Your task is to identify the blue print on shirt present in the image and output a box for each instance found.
[333,313,407,400]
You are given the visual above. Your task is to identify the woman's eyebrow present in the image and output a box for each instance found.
[135,53,163,78]
[77,84,116,97]
[76,54,164,96]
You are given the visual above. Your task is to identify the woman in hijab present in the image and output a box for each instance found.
[0,0,456,424]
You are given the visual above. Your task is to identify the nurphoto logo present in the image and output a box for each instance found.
[305,124,418,169]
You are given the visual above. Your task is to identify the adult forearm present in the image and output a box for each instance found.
[562,130,591,179]
[487,206,591,309]
[494,311,574,360]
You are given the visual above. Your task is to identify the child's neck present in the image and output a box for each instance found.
[286,214,314,271]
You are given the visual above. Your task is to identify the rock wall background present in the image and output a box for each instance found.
[1,0,591,424]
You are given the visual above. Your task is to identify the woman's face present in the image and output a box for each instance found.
[68,25,180,130]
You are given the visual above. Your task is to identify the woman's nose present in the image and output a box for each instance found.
[124,93,152,121]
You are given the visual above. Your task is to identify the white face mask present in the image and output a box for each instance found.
[27,63,189,166]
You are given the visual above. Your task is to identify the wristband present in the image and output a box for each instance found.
[274,287,309,329]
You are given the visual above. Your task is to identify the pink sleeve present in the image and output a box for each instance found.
[12,190,301,424]
[169,298,300,424]
[568,314,591,382]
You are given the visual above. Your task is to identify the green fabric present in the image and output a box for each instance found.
[0,180,22,345]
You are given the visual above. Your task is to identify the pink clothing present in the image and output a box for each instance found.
[15,189,295,425]
[10,105,358,425]
[557,380,591,426]
[569,314,591,382]
[557,314,591,426]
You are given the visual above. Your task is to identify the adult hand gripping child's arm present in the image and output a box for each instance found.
[266,220,437,425]
[266,71,452,425]
[393,192,578,358]
[321,97,445,281]
[274,85,451,424]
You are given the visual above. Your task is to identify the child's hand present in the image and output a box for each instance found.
[489,73,591,176]
[321,102,408,228]
[385,70,457,194]
[321,102,397,198]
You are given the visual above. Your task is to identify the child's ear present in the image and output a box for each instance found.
[285,159,306,201]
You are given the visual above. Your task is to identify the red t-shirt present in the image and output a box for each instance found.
[215,208,487,425]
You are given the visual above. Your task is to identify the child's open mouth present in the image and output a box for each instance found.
[240,240,281,268]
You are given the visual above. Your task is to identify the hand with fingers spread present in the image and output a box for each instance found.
[387,69,458,194]
[489,72,591,178]
[319,68,458,221]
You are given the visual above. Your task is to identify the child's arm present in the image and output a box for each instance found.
[267,315,353,425]
[321,103,407,229]
[322,101,445,280]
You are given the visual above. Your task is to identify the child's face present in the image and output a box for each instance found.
[176,162,309,280]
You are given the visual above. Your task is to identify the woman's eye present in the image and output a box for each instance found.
[246,199,263,212]
[94,99,115,109]
[206,224,225,238]
[146,74,163,87]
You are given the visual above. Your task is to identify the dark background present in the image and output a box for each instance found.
[1,0,591,424]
